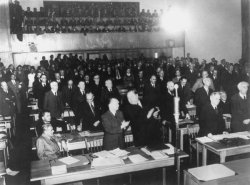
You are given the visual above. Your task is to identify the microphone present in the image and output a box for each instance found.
[174,84,179,97]
[173,84,180,124]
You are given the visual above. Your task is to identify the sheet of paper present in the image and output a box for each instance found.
[162,144,175,155]
[141,147,151,155]
[58,156,80,165]
[93,150,116,158]
[91,157,124,167]
[128,154,148,163]
[109,148,130,157]
[196,137,214,143]
[150,151,169,160]
[188,164,235,181]
[78,131,90,137]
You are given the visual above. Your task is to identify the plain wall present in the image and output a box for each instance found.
[184,0,242,62]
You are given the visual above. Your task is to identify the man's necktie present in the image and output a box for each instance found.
[214,107,218,114]
[55,92,57,96]
[90,103,95,115]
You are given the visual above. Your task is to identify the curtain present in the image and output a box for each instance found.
[241,0,250,65]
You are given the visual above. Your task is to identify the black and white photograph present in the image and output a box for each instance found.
[0,0,250,184]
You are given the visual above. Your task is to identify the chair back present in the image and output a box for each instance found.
[85,135,103,153]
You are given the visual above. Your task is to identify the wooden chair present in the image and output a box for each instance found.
[85,135,103,154]
[186,124,200,166]
[85,136,104,185]
[223,114,231,132]
[125,134,134,148]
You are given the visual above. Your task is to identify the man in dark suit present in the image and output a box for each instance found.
[101,79,120,112]
[43,81,66,132]
[199,92,225,136]
[72,81,86,126]
[35,74,50,109]
[0,81,15,116]
[54,72,63,91]
[101,98,129,150]
[125,90,162,147]
[40,56,49,70]
[184,63,198,87]
[82,92,102,131]
[7,74,22,113]
[161,81,190,125]
[194,77,214,118]
[143,74,161,108]
[231,81,250,132]
[218,91,231,114]
[62,79,77,108]
[210,69,221,91]
[178,76,192,106]
[91,74,102,104]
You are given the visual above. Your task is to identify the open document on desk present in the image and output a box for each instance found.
[91,157,125,168]
[188,164,235,181]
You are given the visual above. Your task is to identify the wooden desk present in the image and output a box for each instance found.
[168,119,196,150]
[196,132,250,166]
[31,147,188,185]
[184,158,250,185]
[0,162,6,185]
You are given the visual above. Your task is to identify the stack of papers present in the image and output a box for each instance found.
[141,144,175,156]
[93,150,116,158]
[150,151,169,160]
[128,154,148,163]
[188,164,235,181]
[196,137,214,144]
[79,131,91,137]
[58,156,80,165]
[109,148,130,157]
[91,157,124,168]
[162,144,175,155]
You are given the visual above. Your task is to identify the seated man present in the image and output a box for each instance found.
[36,110,51,136]
[36,123,67,160]
[199,92,226,136]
